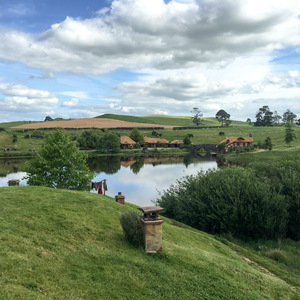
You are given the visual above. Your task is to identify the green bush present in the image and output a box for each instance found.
[264,249,287,263]
[119,211,143,248]
[157,167,289,240]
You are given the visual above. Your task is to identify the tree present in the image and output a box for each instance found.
[254,106,274,126]
[273,111,282,126]
[26,128,94,190]
[215,109,231,127]
[98,131,120,153]
[282,109,297,124]
[183,135,191,145]
[264,137,273,151]
[129,128,144,145]
[44,116,53,122]
[284,122,296,147]
[191,107,203,126]
[77,129,103,149]
[246,118,252,125]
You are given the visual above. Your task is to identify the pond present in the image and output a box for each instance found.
[0,155,218,207]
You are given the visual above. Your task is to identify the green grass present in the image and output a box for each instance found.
[0,187,299,299]
[96,114,157,124]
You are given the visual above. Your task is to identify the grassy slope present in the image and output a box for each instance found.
[1,187,299,300]
[96,114,158,124]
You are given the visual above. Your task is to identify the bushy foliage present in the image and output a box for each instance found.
[247,161,300,240]
[98,131,120,153]
[129,128,144,145]
[183,135,191,145]
[26,128,94,190]
[157,165,296,240]
[119,211,143,248]
[77,129,103,149]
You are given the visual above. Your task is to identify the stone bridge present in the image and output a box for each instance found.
[191,144,218,157]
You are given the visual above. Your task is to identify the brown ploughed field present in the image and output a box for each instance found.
[11,118,175,129]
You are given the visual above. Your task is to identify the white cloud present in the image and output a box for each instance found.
[59,91,90,99]
[62,98,79,107]
[0,0,299,74]
[0,83,59,114]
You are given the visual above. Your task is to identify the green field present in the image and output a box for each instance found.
[1,115,300,163]
[1,186,299,299]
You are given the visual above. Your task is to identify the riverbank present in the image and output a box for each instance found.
[1,186,298,299]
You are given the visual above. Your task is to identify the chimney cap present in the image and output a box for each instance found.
[139,206,164,214]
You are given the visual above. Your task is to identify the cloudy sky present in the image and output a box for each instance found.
[0,0,300,122]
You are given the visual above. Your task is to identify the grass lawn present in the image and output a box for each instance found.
[0,187,299,299]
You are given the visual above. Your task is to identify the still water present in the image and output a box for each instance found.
[0,156,218,206]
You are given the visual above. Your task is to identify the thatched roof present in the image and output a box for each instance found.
[121,160,136,167]
[170,140,184,144]
[220,137,253,146]
[144,137,169,144]
[120,136,136,145]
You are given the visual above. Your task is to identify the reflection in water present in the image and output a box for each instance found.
[0,155,218,206]
[89,155,217,206]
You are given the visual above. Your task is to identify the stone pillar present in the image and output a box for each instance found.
[115,192,125,204]
[139,206,164,253]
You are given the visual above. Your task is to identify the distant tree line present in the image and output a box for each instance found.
[250,106,298,127]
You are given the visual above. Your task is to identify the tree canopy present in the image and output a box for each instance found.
[129,128,144,145]
[215,109,231,127]
[254,105,274,126]
[191,107,203,126]
[282,109,297,124]
[26,128,94,190]
[77,129,103,149]
[284,123,297,146]
[98,131,120,153]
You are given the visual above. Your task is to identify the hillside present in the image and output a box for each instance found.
[1,187,299,299]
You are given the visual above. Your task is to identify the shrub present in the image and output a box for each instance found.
[264,249,287,263]
[119,211,143,248]
[157,167,289,240]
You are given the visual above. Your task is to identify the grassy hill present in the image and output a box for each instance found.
[96,113,222,127]
[96,114,157,125]
[1,187,299,299]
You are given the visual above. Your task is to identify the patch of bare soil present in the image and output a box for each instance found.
[11,118,175,129]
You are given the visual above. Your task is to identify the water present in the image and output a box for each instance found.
[0,156,218,207]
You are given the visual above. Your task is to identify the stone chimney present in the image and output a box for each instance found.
[115,192,125,204]
[139,206,164,253]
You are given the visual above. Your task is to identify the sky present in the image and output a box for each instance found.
[0,0,300,122]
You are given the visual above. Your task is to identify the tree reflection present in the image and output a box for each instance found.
[130,157,145,174]
[87,156,121,174]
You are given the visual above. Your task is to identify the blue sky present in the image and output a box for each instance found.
[0,0,300,122]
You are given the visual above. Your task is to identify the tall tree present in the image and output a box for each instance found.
[246,118,252,125]
[216,109,231,127]
[26,128,94,190]
[254,106,274,126]
[282,109,297,124]
[284,123,296,147]
[273,111,282,126]
[129,128,144,145]
[191,107,203,126]
[98,131,120,153]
